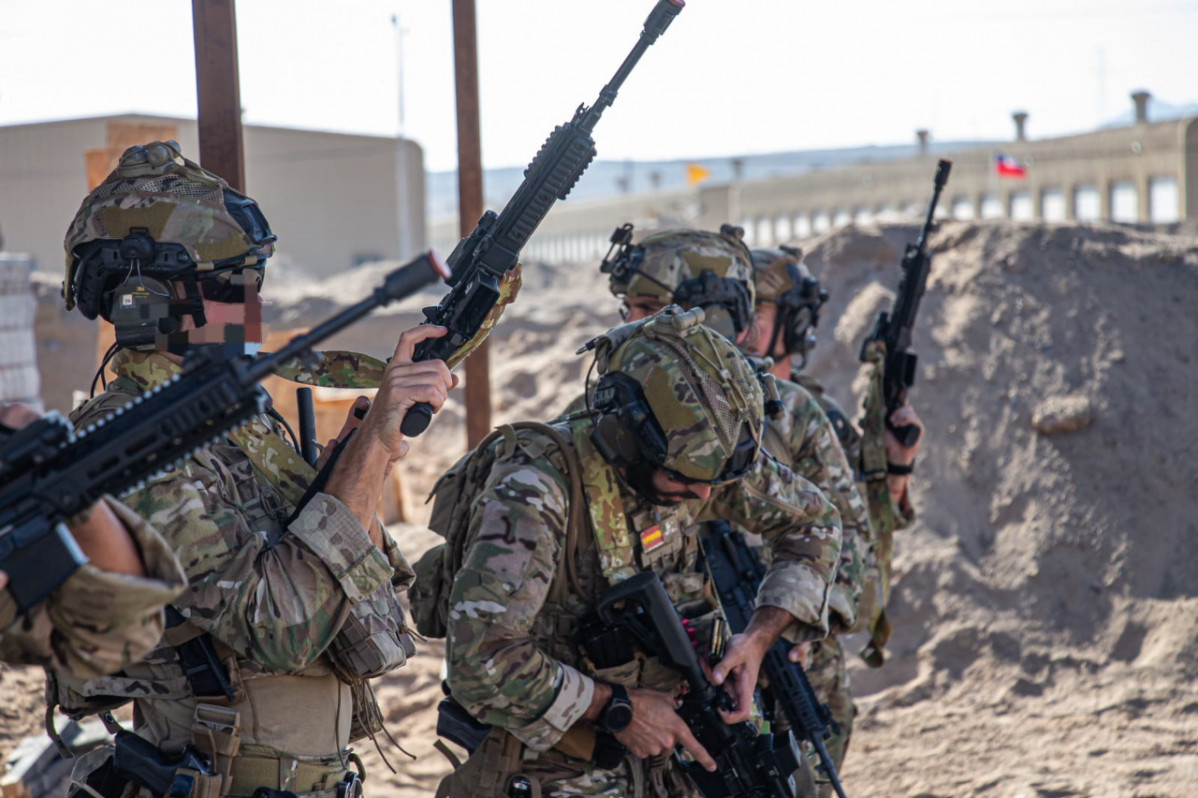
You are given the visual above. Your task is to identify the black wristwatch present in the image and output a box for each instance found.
[599,683,633,734]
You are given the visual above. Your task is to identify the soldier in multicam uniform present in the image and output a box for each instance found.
[54,141,457,798]
[0,403,185,679]
[745,247,923,789]
[433,307,842,798]
[592,227,875,785]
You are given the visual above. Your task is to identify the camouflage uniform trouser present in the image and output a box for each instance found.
[805,635,855,794]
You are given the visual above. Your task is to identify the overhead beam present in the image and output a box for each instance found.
[192,0,246,191]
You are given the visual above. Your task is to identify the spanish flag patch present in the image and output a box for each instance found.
[639,524,664,552]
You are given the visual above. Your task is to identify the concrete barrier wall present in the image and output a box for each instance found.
[431,117,1196,263]
[0,254,41,410]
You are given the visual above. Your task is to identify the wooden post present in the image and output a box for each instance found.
[192,0,246,192]
[451,0,491,448]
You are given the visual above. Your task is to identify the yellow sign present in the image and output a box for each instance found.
[686,163,711,186]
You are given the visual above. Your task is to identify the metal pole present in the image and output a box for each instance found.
[451,0,491,448]
[391,14,407,135]
[192,0,246,192]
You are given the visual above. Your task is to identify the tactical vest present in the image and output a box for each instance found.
[418,417,726,798]
[414,417,714,665]
[54,349,413,796]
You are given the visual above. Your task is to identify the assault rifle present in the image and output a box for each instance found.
[0,253,446,613]
[702,522,848,798]
[399,0,686,436]
[596,570,800,798]
[858,158,951,446]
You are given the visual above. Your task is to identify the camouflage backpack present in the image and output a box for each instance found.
[409,421,589,639]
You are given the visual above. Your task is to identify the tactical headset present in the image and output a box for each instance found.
[768,246,828,366]
[589,370,758,487]
[600,223,755,338]
[68,192,274,350]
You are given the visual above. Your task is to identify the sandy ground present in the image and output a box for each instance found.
[14,220,1198,796]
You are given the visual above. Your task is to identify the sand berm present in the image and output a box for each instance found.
[6,220,1196,797]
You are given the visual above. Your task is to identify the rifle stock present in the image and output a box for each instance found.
[0,253,443,612]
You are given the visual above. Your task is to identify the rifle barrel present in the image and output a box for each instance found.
[246,253,444,383]
[580,0,684,131]
[916,159,953,249]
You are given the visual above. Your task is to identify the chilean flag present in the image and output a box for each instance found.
[994,153,1027,179]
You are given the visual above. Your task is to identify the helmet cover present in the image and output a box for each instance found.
[588,306,764,484]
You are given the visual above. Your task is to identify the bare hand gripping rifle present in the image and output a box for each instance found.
[400,0,686,436]
[858,158,951,446]
[596,570,801,798]
[702,522,848,798]
[0,253,446,614]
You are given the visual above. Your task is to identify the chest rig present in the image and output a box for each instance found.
[518,421,716,699]
[51,347,414,793]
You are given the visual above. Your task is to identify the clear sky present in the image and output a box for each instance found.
[2,0,1195,172]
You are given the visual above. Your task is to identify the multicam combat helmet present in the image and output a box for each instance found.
[750,246,828,366]
[583,305,764,487]
[63,140,275,325]
[600,224,755,339]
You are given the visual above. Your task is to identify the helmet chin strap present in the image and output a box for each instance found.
[768,312,788,363]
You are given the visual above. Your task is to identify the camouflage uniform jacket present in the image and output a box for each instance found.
[64,351,410,759]
[565,382,871,631]
[0,497,185,679]
[761,379,872,634]
[793,373,914,664]
[792,374,915,529]
[445,415,841,754]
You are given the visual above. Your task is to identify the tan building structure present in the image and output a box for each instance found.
[446,95,1196,262]
[0,114,426,279]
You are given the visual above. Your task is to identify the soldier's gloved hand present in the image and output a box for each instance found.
[615,687,717,772]
[884,403,923,504]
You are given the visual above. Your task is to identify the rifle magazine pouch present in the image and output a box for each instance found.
[435,728,544,798]
[67,746,119,798]
[328,586,416,679]
[191,703,241,798]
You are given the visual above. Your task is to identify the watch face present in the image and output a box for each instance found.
[604,701,634,733]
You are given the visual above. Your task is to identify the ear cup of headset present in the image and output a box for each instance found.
[591,412,641,467]
[106,276,176,348]
[590,372,671,469]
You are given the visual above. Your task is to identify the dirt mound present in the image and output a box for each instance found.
[379,219,1198,795]
[802,221,1198,672]
[805,221,1198,796]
